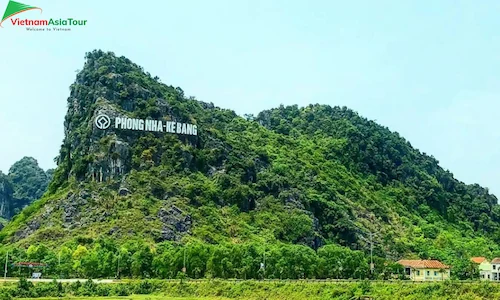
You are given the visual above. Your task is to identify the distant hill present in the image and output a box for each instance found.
[0,157,52,220]
[1,50,498,276]
[0,171,14,222]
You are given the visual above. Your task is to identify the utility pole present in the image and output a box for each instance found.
[370,232,373,274]
[58,251,61,278]
[116,253,120,278]
[263,247,266,280]
[262,242,266,280]
[183,248,186,273]
[4,252,8,279]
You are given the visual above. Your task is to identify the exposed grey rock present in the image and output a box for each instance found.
[0,172,14,219]
[280,189,305,210]
[69,222,81,229]
[297,212,322,250]
[13,219,40,241]
[118,187,130,196]
[11,205,57,235]
[207,166,226,178]
[284,195,305,210]
[181,151,194,169]
[41,205,54,219]
[118,176,131,196]
[86,103,132,183]
[154,98,171,115]
[62,192,88,228]
[108,226,119,235]
[157,205,192,242]
[96,211,110,222]
[0,223,4,231]
[89,136,130,183]
[79,190,90,199]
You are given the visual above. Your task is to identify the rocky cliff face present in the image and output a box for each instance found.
[56,51,199,187]
[0,172,14,219]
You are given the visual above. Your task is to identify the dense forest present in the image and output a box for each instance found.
[0,50,497,280]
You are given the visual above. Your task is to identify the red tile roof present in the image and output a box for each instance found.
[491,258,500,264]
[471,257,487,264]
[397,259,450,269]
[13,262,48,267]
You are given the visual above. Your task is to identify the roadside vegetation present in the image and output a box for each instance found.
[1,278,500,300]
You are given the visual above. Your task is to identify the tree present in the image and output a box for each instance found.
[57,247,73,278]
[452,258,478,280]
[131,245,153,278]
[72,245,89,277]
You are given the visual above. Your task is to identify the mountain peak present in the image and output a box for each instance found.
[1,50,499,267]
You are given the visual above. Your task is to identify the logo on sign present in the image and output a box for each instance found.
[95,114,111,130]
[1,0,88,30]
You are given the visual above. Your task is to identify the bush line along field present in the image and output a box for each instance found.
[0,240,483,280]
[3,278,500,300]
[0,240,405,280]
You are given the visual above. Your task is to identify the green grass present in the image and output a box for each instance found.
[20,298,244,300]
[7,280,500,300]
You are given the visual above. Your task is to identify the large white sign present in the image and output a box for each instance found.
[95,114,198,136]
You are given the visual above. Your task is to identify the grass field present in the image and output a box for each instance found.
[20,297,230,300]
[7,279,500,300]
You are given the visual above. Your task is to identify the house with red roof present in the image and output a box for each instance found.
[490,258,500,281]
[397,259,450,281]
[471,257,491,280]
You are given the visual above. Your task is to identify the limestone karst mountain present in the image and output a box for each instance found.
[1,50,498,269]
[0,157,52,221]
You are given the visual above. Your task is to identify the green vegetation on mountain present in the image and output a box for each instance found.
[0,49,498,280]
[0,172,14,222]
[0,158,52,220]
[8,157,52,216]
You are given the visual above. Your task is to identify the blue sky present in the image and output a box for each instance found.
[0,0,499,196]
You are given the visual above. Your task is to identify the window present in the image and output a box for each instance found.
[494,265,497,270]
[417,270,420,276]
[434,271,438,276]
[427,271,430,276]
[488,275,491,279]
